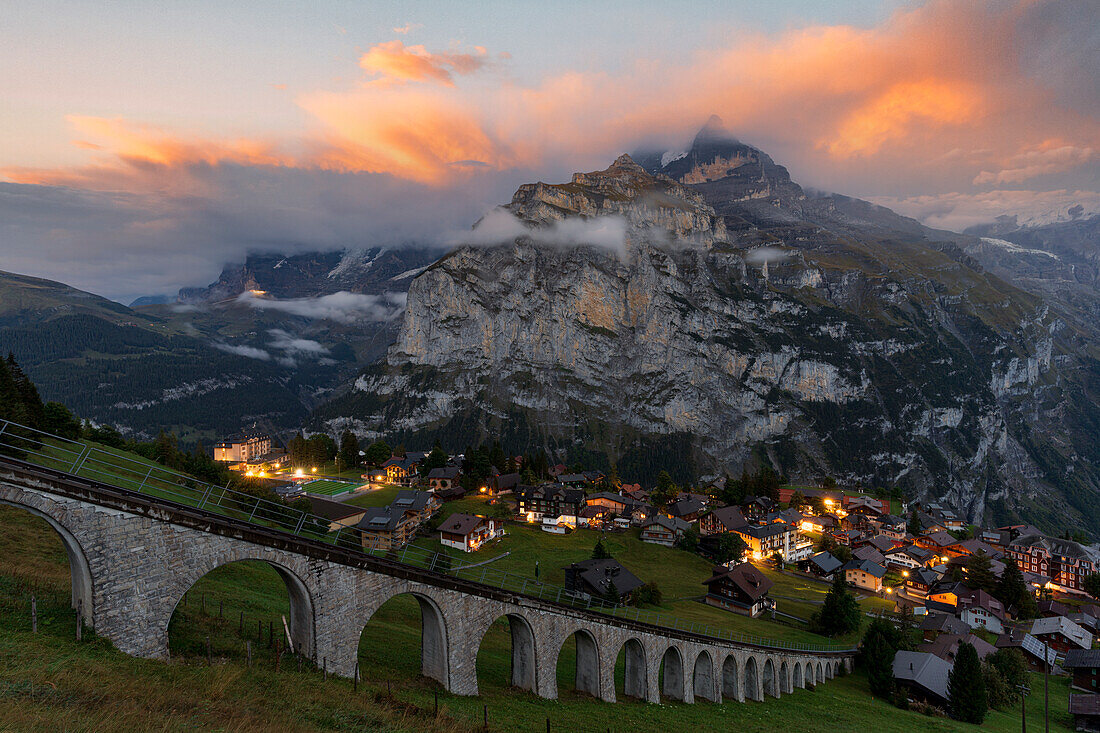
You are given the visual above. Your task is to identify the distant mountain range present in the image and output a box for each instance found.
[313,118,1100,536]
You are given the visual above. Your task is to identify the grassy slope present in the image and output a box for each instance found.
[0,504,1074,732]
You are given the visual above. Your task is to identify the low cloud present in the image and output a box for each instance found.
[871,189,1100,232]
[745,246,792,266]
[463,208,629,251]
[236,290,407,323]
[212,342,271,360]
[268,328,330,356]
[392,23,422,35]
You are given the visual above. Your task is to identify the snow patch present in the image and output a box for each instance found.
[980,237,1059,259]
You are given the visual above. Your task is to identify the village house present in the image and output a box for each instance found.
[556,473,590,488]
[438,513,504,553]
[516,485,585,522]
[905,567,941,599]
[699,505,748,535]
[827,527,862,547]
[893,651,951,706]
[926,502,966,531]
[427,466,462,491]
[873,514,908,540]
[489,471,520,494]
[995,629,1059,671]
[1065,650,1100,693]
[640,515,691,547]
[382,453,425,485]
[915,530,958,554]
[585,492,638,517]
[701,563,775,617]
[844,495,888,518]
[1069,695,1100,733]
[920,613,971,642]
[914,511,949,535]
[918,632,996,664]
[666,496,707,522]
[798,513,837,534]
[958,589,1006,633]
[305,496,367,532]
[1030,615,1094,653]
[842,558,887,593]
[806,551,843,579]
[563,559,643,602]
[852,544,887,567]
[884,544,933,571]
[777,486,841,506]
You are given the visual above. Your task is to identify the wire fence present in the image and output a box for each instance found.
[0,418,855,654]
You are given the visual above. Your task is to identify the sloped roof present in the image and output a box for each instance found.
[643,515,690,533]
[306,496,365,521]
[707,505,748,531]
[1031,616,1093,649]
[566,559,644,597]
[1064,649,1100,669]
[427,466,462,480]
[893,651,951,701]
[667,497,706,518]
[702,562,774,602]
[920,613,970,635]
[809,551,842,574]
[843,559,887,578]
[919,633,996,662]
[438,512,486,535]
[853,545,886,565]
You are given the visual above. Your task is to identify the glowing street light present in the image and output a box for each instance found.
[311,467,317,473]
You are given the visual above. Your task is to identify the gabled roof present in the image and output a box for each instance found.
[306,496,365,521]
[893,651,951,702]
[919,612,970,635]
[438,512,487,535]
[864,535,896,552]
[565,559,644,597]
[586,491,637,506]
[853,545,886,566]
[919,633,996,663]
[427,466,462,480]
[842,559,887,578]
[357,506,398,532]
[742,522,795,539]
[1011,533,1100,563]
[1064,649,1100,669]
[921,530,957,547]
[908,567,940,586]
[809,551,842,574]
[391,489,434,513]
[667,497,706,518]
[706,505,748,531]
[643,515,690,533]
[702,562,774,602]
[1030,616,1093,649]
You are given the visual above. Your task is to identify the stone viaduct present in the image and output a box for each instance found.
[0,458,853,703]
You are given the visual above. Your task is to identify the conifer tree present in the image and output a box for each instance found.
[811,574,861,636]
[965,552,998,594]
[948,642,987,723]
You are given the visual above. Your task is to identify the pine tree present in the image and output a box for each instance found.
[811,574,861,636]
[948,642,987,723]
[592,537,611,560]
[603,578,620,606]
[907,511,922,537]
[606,463,621,490]
[861,619,896,698]
[966,551,998,594]
[995,557,1027,610]
[339,430,360,470]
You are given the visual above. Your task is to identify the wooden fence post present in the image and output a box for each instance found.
[31,595,37,633]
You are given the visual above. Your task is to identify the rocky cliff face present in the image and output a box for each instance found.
[317,122,1100,536]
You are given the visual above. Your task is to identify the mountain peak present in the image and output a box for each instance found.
[696,114,735,143]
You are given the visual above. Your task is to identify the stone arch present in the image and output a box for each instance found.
[743,656,762,701]
[555,627,600,698]
[721,654,740,702]
[660,645,685,701]
[474,612,537,692]
[792,660,803,689]
[763,657,778,698]
[779,659,791,694]
[693,649,717,702]
[816,661,824,683]
[615,637,648,700]
[360,590,449,686]
[172,556,316,660]
[0,496,93,626]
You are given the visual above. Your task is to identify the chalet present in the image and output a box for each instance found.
[1071,613,1100,636]
[666,497,706,522]
[702,563,774,617]
[305,497,367,532]
[827,528,862,547]
[884,544,931,571]
[905,568,941,599]
[382,454,423,485]
[1039,599,1073,618]
[1069,695,1100,733]
[699,506,748,535]
[926,503,965,530]
[675,491,711,506]
[915,530,957,553]
[556,473,589,488]
[435,485,466,501]
[852,544,887,567]
[995,629,1059,671]
[489,472,520,494]
[742,495,775,518]
[918,632,996,663]
[585,491,638,516]
[427,466,462,491]
[517,485,585,521]
[893,651,951,706]
[979,529,1013,549]
[577,504,604,526]
[920,612,970,642]
[944,539,1000,559]
[807,551,843,579]
[914,511,949,535]
[1007,534,1100,594]
[843,559,887,592]
[1065,650,1100,693]
[874,515,908,540]
[845,496,888,517]
[798,514,837,534]
[548,463,568,478]
[763,508,804,526]
[1030,615,1093,653]
[958,589,1006,633]
[640,515,690,547]
[438,513,504,552]
[563,559,643,602]
[855,534,898,553]
[734,522,813,563]
[357,492,436,551]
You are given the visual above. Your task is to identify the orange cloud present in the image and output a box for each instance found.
[358,40,489,86]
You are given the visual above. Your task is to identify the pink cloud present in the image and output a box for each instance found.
[358,40,489,86]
